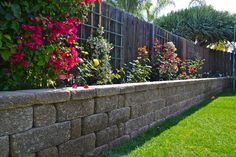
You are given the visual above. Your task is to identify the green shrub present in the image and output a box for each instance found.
[123,46,152,83]
[75,26,115,85]
[124,57,151,83]
[178,59,205,79]
[152,40,181,80]
[155,6,236,46]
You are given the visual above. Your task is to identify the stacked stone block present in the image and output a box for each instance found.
[0,78,232,157]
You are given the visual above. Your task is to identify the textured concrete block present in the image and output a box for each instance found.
[118,95,125,107]
[149,121,159,129]
[0,78,231,157]
[96,126,119,146]
[120,84,136,94]
[144,112,155,125]
[95,86,120,97]
[56,99,94,121]
[125,113,154,135]
[109,135,130,148]
[161,87,177,98]
[147,100,165,112]
[165,95,179,106]
[109,107,130,125]
[118,123,125,137]
[0,107,33,136]
[84,144,108,157]
[144,89,162,102]
[71,119,81,139]
[95,96,119,113]
[11,122,70,156]
[37,147,59,157]
[0,136,9,157]
[82,113,108,135]
[176,85,186,94]
[125,91,147,106]
[131,101,164,119]
[58,133,96,157]
[33,89,70,104]
[0,91,35,111]
[125,117,144,134]
[155,107,169,121]
[34,105,56,127]
[22,153,36,157]
[130,125,150,138]
[134,83,152,92]
[71,88,95,100]
[131,104,146,119]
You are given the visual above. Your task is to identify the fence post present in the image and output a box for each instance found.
[182,38,187,60]
[99,3,102,25]
[91,7,94,33]
[151,24,155,62]
[233,25,236,91]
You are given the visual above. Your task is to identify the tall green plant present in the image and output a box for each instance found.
[189,0,206,7]
[155,6,236,47]
[143,0,175,22]
[76,26,114,85]
[124,57,151,83]
[123,46,151,83]
[105,0,175,22]
[105,0,144,18]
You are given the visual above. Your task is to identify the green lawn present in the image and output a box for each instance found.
[99,91,236,157]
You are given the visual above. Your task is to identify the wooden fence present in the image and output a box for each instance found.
[78,2,236,76]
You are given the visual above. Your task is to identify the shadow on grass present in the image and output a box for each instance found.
[99,90,235,157]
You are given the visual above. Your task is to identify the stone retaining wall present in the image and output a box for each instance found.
[0,78,232,157]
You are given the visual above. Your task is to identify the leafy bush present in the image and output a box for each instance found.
[152,40,181,80]
[0,0,100,90]
[75,26,115,85]
[125,39,204,83]
[178,59,205,79]
[124,46,152,83]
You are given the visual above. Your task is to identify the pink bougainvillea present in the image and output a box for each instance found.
[13,14,83,77]
[84,0,101,4]
[21,24,43,50]
[72,84,78,89]
[5,0,102,90]
[83,84,89,89]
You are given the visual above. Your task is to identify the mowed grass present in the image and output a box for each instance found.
[99,91,236,157]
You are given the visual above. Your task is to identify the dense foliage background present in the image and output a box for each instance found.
[155,6,236,47]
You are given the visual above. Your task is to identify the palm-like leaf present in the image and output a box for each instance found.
[153,0,175,15]
[105,0,144,13]
[105,0,175,21]
[189,0,206,7]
